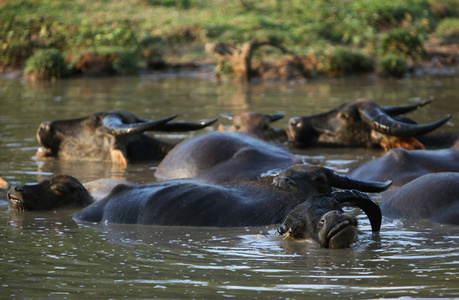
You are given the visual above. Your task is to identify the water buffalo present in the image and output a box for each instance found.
[155,131,302,182]
[348,148,459,188]
[74,164,388,248]
[36,111,217,166]
[287,98,452,150]
[6,175,133,211]
[380,172,459,225]
[278,190,381,248]
[218,112,288,143]
[7,175,93,211]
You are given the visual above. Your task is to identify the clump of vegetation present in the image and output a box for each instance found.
[377,53,409,78]
[24,48,68,80]
[379,28,425,60]
[435,18,459,38]
[322,47,374,77]
[69,47,139,76]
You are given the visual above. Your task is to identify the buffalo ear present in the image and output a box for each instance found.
[0,176,9,190]
[332,189,382,232]
[110,149,128,168]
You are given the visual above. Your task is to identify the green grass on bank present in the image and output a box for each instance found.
[1,0,459,79]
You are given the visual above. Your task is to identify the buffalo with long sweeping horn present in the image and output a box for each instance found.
[287,98,452,150]
[36,111,217,166]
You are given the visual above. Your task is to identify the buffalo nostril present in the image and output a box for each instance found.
[318,218,325,229]
[14,186,24,192]
[278,224,288,235]
[39,122,51,132]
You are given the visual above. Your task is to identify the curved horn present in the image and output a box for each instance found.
[382,97,435,116]
[220,113,235,121]
[360,106,451,137]
[332,189,382,232]
[326,168,392,193]
[268,113,285,123]
[154,118,218,132]
[103,115,177,136]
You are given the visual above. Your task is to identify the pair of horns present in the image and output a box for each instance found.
[361,98,452,137]
[261,165,392,194]
[103,114,217,136]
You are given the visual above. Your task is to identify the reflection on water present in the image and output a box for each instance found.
[0,75,458,298]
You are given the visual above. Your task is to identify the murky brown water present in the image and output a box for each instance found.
[0,74,458,298]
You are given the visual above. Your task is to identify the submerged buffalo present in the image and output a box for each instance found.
[278,189,381,248]
[380,172,459,225]
[7,175,93,211]
[218,112,288,143]
[7,165,390,248]
[348,148,459,188]
[155,131,301,182]
[36,111,217,166]
[287,98,451,150]
[75,164,389,248]
[7,175,132,211]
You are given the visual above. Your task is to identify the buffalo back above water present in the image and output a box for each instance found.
[348,148,459,188]
[380,172,459,225]
[154,131,301,182]
[73,164,386,248]
[74,179,301,227]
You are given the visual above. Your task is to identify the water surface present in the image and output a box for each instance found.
[0,74,458,298]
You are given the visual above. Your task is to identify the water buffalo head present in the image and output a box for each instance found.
[287,98,452,150]
[262,163,392,196]
[7,175,93,211]
[218,112,287,142]
[36,111,217,166]
[278,190,381,248]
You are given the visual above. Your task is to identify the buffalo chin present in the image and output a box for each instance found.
[325,225,358,249]
[8,196,26,211]
[36,147,54,159]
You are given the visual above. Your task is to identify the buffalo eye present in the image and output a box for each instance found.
[52,188,64,196]
[51,184,68,196]
[272,176,294,190]
[313,176,327,185]
[340,112,350,119]
[324,199,340,210]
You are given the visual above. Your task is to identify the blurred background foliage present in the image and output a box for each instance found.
[1,0,458,78]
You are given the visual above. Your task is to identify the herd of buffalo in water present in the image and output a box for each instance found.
[2,97,458,249]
